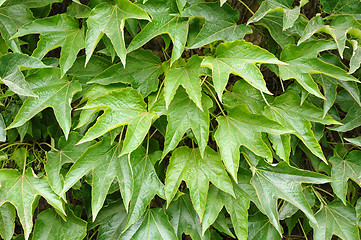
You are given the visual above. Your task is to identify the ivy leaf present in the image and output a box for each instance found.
[248,212,281,240]
[329,104,361,132]
[120,208,177,240]
[0,203,15,240]
[90,49,163,97]
[310,201,359,240]
[32,208,87,240]
[62,138,133,220]
[0,53,49,97]
[247,0,308,30]
[320,0,361,18]
[12,14,85,77]
[163,88,212,157]
[298,15,361,57]
[0,168,65,240]
[85,0,150,66]
[265,92,339,162]
[201,40,285,100]
[45,132,95,195]
[165,146,234,221]
[251,161,334,236]
[77,87,158,155]
[124,147,165,231]
[6,68,81,139]
[215,104,291,181]
[182,2,252,49]
[279,40,359,98]
[202,184,249,239]
[330,151,361,204]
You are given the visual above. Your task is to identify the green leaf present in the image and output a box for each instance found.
[279,40,359,98]
[77,87,158,154]
[124,147,165,231]
[62,138,133,220]
[13,14,85,77]
[0,168,65,240]
[310,201,359,240]
[7,68,81,138]
[163,88,212,157]
[45,132,95,195]
[298,15,361,57]
[265,92,339,162]
[330,151,361,204]
[215,104,291,181]
[251,161,334,235]
[329,104,361,132]
[0,53,49,97]
[350,39,361,74]
[0,202,15,240]
[248,212,281,240]
[0,114,6,142]
[182,2,252,49]
[166,194,210,240]
[85,0,150,66]
[32,208,87,240]
[320,0,361,18]
[90,49,163,97]
[202,184,249,239]
[120,208,177,240]
[345,136,361,147]
[165,146,234,220]
[201,40,285,100]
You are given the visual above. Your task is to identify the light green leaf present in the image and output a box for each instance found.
[0,114,5,142]
[32,208,87,240]
[310,201,359,240]
[215,104,291,181]
[85,0,150,66]
[13,14,85,77]
[163,88,212,157]
[320,0,361,18]
[0,168,65,240]
[0,202,15,240]
[329,104,361,132]
[77,87,158,154]
[265,92,340,162]
[330,151,361,204]
[90,49,163,97]
[182,2,252,49]
[120,208,177,240]
[165,146,234,221]
[7,68,81,139]
[345,136,361,147]
[350,39,361,74]
[45,132,95,195]
[0,53,49,97]
[201,40,285,100]
[279,40,359,98]
[268,134,291,162]
[62,138,133,220]
[248,212,281,240]
[251,161,334,236]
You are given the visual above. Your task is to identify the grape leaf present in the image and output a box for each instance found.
[0,53,49,97]
[202,184,249,239]
[182,2,252,49]
[201,40,285,100]
[77,87,158,155]
[0,203,15,240]
[45,132,95,195]
[62,138,133,220]
[214,104,291,181]
[279,40,359,98]
[0,168,65,240]
[13,14,85,77]
[32,208,87,240]
[320,0,361,18]
[90,49,163,97]
[124,147,165,231]
[251,160,334,235]
[298,15,361,57]
[165,146,235,221]
[329,104,361,132]
[85,0,150,66]
[6,68,81,139]
[310,201,359,240]
[265,92,339,162]
[247,0,308,30]
[248,212,281,240]
[330,151,361,204]
[120,208,177,240]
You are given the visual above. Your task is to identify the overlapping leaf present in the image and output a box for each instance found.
[330,104,361,132]
[320,0,361,18]
[0,203,15,240]
[248,212,281,240]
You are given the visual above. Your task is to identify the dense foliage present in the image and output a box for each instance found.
[0,0,361,239]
